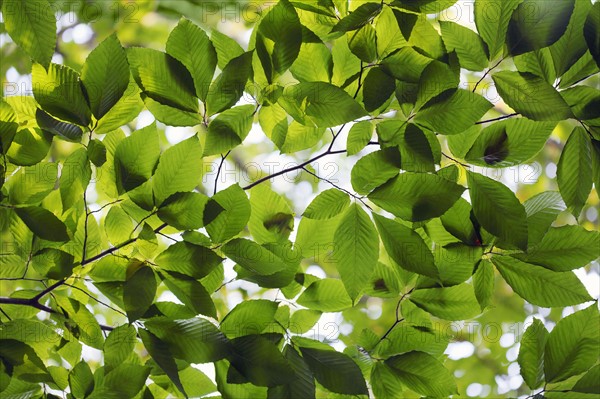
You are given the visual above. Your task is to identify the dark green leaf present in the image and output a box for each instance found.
[32,63,91,126]
[572,365,600,394]
[221,300,278,338]
[267,345,316,399]
[362,66,396,112]
[544,306,600,383]
[473,260,494,310]
[369,173,465,222]
[69,362,94,399]
[87,139,107,167]
[557,127,593,218]
[297,279,353,312]
[114,123,160,194]
[331,2,382,33]
[155,241,223,279]
[35,109,83,142]
[204,105,254,156]
[123,265,156,321]
[584,2,600,67]
[474,0,522,60]
[15,206,69,242]
[205,183,251,243]
[145,317,231,364]
[167,18,217,101]
[81,34,130,119]
[410,283,480,320]
[206,52,253,116]
[440,21,488,71]
[157,192,210,230]
[467,171,528,250]
[104,324,137,373]
[373,214,438,279]
[506,0,576,56]
[385,351,457,397]
[299,346,368,395]
[518,318,548,390]
[351,147,401,195]
[163,274,216,318]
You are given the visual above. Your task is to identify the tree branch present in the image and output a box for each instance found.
[214,150,231,195]
[475,113,518,125]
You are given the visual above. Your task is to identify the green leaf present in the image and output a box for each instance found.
[229,334,295,387]
[2,0,56,68]
[206,52,253,116]
[385,351,457,397]
[249,184,294,244]
[467,171,528,250]
[205,183,251,243]
[234,242,299,288]
[0,99,18,154]
[104,324,137,373]
[369,173,465,222]
[544,305,600,383]
[15,206,69,242]
[280,82,368,128]
[32,63,91,126]
[163,273,216,318]
[297,279,353,312]
[371,362,404,399]
[333,204,379,301]
[145,317,231,364]
[203,105,254,156]
[375,6,408,59]
[87,139,107,167]
[362,66,396,112]
[257,0,302,76]
[439,198,480,245]
[81,34,130,119]
[491,256,593,307]
[35,109,83,142]
[211,29,245,70]
[69,362,94,399]
[153,135,203,204]
[414,89,492,134]
[221,300,278,338]
[373,214,438,279]
[410,283,480,320]
[474,0,522,60]
[548,0,593,77]
[473,260,494,310]
[523,191,566,246]
[299,346,368,395]
[303,189,350,220]
[465,118,556,167]
[572,365,600,394]
[557,127,593,218]
[332,2,382,33]
[439,21,488,71]
[222,238,289,276]
[492,71,573,121]
[513,48,556,83]
[166,18,217,101]
[157,192,210,230]
[155,241,223,279]
[94,79,144,135]
[123,265,156,321]
[102,364,150,398]
[138,329,187,398]
[31,248,74,280]
[561,86,600,120]
[60,148,91,210]
[348,24,378,63]
[584,2,600,67]
[267,346,316,399]
[114,123,160,194]
[346,121,373,156]
[380,46,432,83]
[7,162,57,205]
[289,310,321,334]
[506,0,576,56]
[127,47,198,113]
[513,225,600,271]
[351,147,401,195]
[518,318,548,390]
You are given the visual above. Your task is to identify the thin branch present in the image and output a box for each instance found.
[63,283,126,316]
[129,211,157,239]
[475,113,518,125]
[0,307,12,321]
[214,150,231,195]
[89,199,123,214]
[302,167,372,210]
[81,190,90,264]
[441,152,470,168]
[473,57,505,93]
[242,149,346,190]
[0,297,57,313]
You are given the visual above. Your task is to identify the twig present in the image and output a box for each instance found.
[63,283,126,316]
[302,167,372,210]
[441,152,470,168]
[473,57,505,93]
[475,113,518,125]
[214,150,231,195]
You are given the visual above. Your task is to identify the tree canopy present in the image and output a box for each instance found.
[0,0,599,398]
